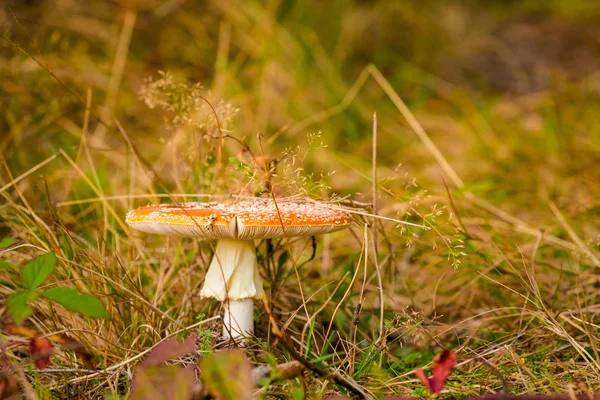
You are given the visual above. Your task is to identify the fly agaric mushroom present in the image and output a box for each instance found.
[126,199,352,341]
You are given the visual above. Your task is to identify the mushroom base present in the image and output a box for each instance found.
[223,298,254,340]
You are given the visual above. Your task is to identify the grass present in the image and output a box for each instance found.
[1,0,600,398]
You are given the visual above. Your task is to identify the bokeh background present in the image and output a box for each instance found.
[3,1,600,209]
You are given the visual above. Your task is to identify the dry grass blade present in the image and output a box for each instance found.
[57,149,129,233]
[548,201,600,267]
[0,153,60,194]
[371,111,385,343]
[93,7,137,144]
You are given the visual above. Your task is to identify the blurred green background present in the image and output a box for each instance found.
[2,0,600,209]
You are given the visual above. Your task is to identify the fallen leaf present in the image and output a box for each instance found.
[140,335,197,368]
[130,335,198,400]
[4,325,54,369]
[415,350,456,395]
[200,350,252,400]
[30,337,53,369]
[3,324,96,369]
[131,364,195,400]
[3,324,38,338]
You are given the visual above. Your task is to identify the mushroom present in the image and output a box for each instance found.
[126,198,353,341]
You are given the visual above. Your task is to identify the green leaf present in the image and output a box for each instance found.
[22,253,57,290]
[7,290,39,323]
[0,260,10,270]
[0,238,16,249]
[42,287,110,319]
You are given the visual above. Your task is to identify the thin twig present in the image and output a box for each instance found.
[251,361,305,386]
[31,369,104,375]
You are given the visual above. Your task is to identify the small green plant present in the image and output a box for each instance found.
[6,252,109,323]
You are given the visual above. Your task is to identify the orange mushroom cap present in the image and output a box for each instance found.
[126,199,353,240]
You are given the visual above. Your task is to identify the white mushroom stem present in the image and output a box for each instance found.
[223,298,254,339]
[200,239,263,340]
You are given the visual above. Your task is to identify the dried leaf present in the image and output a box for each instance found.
[140,335,197,368]
[415,350,456,395]
[4,325,96,369]
[30,337,53,369]
[4,324,54,369]
[130,335,198,400]
[3,324,38,338]
[200,350,252,400]
[131,365,195,400]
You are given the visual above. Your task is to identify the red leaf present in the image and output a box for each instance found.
[30,337,53,369]
[3,324,97,370]
[415,350,456,394]
[414,368,431,391]
[140,335,197,369]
